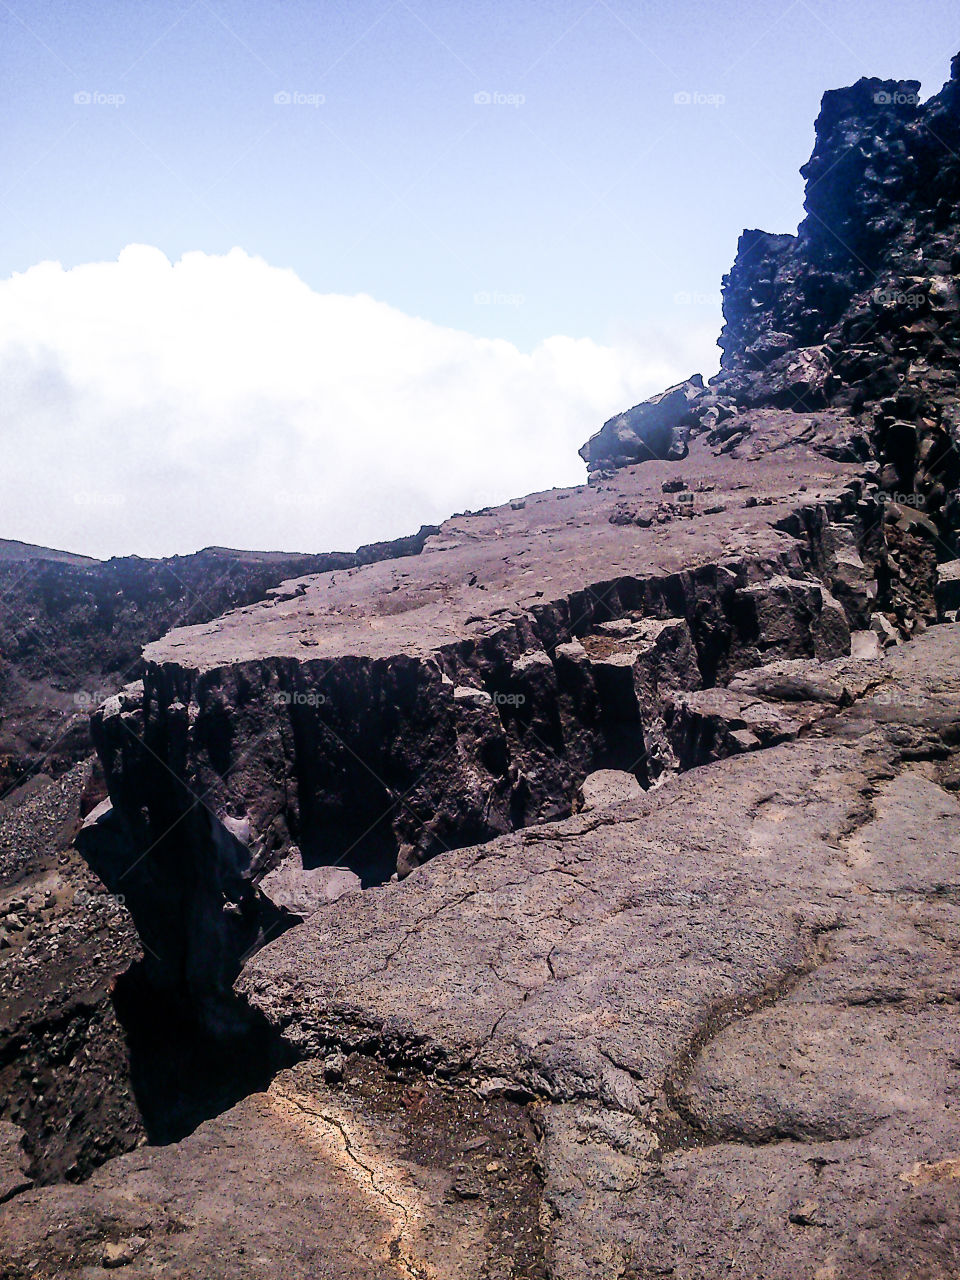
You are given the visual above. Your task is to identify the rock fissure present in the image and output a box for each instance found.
[655,925,843,1153]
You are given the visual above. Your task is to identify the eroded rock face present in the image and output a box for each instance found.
[0,534,444,1181]
[0,764,145,1186]
[0,1123,31,1204]
[76,452,891,1022]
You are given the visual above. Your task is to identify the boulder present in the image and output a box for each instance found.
[727,659,849,705]
[936,559,960,616]
[0,1122,31,1203]
[735,576,851,662]
[578,769,644,811]
[581,615,701,775]
[667,687,803,767]
[258,848,361,919]
[579,376,705,472]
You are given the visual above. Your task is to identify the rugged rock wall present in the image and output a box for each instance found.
[585,58,960,569]
[0,531,437,788]
[715,59,960,536]
[81,471,885,1030]
[0,531,437,1180]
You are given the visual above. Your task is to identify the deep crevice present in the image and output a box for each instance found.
[110,960,293,1147]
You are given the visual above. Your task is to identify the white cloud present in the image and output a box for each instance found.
[0,246,718,558]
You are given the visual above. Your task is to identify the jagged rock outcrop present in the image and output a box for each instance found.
[714,59,960,548]
[0,764,144,1186]
[76,447,892,1026]
[581,57,960,581]
[0,531,438,1182]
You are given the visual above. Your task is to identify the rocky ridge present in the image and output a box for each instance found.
[0,532,437,790]
[584,57,960,568]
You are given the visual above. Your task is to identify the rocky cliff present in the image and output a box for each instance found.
[2,51,960,1280]
[584,57,960,561]
[0,531,437,1186]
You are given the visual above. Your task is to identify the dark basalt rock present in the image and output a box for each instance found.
[579,375,704,470]
[581,56,960,568]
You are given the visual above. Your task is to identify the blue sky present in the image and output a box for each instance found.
[1,1,959,556]
[4,0,958,349]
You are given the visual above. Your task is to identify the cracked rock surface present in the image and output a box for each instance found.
[6,625,956,1277]
[236,624,960,1280]
[0,1055,545,1280]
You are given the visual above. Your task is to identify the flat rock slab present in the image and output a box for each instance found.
[236,625,960,1278]
[0,1056,544,1279]
[144,441,859,669]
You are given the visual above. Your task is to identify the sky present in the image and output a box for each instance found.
[1,0,959,557]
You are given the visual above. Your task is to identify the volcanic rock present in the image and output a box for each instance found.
[0,1123,31,1203]
[579,375,705,470]
[259,848,361,918]
[577,768,644,810]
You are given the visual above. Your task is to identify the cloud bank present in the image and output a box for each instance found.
[0,246,718,558]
